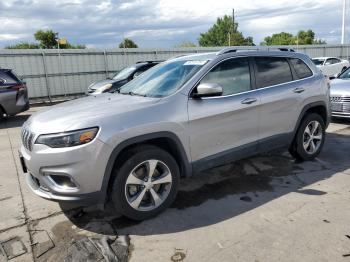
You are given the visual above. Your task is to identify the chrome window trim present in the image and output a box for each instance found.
[189,55,315,100]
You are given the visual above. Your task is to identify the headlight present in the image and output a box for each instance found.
[35,127,99,148]
[98,83,113,93]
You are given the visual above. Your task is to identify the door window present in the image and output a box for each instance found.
[255,57,293,88]
[200,57,251,96]
[289,58,313,79]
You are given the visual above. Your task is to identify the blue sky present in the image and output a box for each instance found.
[0,0,347,48]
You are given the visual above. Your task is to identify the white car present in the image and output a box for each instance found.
[312,57,349,76]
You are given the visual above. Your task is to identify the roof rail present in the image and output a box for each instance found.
[136,60,162,64]
[275,47,295,52]
[217,47,296,55]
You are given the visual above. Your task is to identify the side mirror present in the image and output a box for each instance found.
[329,75,336,80]
[133,71,143,79]
[192,83,223,98]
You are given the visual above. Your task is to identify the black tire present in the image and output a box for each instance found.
[289,113,326,161]
[110,145,180,220]
[0,107,4,121]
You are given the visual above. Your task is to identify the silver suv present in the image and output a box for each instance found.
[19,48,330,220]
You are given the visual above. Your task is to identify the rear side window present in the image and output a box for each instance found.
[0,71,19,83]
[200,57,251,96]
[255,57,292,88]
[289,58,313,79]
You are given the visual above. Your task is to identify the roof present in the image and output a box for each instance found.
[312,57,336,59]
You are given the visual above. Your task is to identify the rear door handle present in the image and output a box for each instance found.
[293,87,305,93]
[241,98,257,104]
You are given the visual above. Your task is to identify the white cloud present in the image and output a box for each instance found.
[0,0,346,48]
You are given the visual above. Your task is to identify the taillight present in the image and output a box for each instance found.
[11,83,26,91]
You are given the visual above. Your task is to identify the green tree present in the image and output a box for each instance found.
[6,29,86,49]
[198,15,254,46]
[176,41,197,48]
[119,38,138,48]
[34,30,58,49]
[261,32,294,45]
[5,42,40,49]
[60,43,86,49]
[261,29,326,45]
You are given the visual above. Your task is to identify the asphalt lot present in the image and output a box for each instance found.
[0,106,350,262]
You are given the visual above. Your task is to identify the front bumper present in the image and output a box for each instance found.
[25,172,104,203]
[20,137,112,203]
[332,111,350,118]
[331,101,350,119]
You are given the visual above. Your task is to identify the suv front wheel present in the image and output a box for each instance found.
[289,113,326,161]
[110,145,180,220]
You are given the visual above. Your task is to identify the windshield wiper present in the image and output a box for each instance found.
[119,91,147,97]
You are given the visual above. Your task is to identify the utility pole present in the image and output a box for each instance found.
[342,0,346,44]
[232,9,235,32]
[229,9,235,46]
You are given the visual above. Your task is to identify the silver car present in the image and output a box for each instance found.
[19,48,330,220]
[330,67,350,118]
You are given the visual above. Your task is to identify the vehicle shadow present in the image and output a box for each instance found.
[60,126,350,237]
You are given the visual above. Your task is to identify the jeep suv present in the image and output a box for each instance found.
[19,48,330,220]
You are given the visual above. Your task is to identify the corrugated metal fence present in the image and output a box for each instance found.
[1,45,350,102]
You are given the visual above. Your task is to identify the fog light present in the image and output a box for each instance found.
[49,175,77,188]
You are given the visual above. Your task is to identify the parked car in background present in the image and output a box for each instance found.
[329,67,350,119]
[312,57,349,76]
[0,68,29,119]
[20,48,329,220]
[87,61,161,95]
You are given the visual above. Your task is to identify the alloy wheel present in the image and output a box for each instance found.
[125,159,172,211]
[302,120,323,155]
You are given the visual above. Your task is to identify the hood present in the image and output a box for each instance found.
[330,78,350,96]
[25,94,160,134]
[88,79,121,90]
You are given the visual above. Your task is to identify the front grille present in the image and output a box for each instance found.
[21,127,35,151]
[330,96,350,102]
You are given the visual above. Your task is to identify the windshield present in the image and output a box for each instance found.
[119,60,207,98]
[337,67,350,79]
[112,67,136,80]
[312,59,325,66]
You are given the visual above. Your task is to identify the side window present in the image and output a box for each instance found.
[331,58,341,64]
[289,58,313,79]
[133,66,151,78]
[255,57,293,88]
[0,71,18,83]
[200,57,251,96]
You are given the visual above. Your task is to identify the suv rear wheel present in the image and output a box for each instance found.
[289,113,325,161]
[110,145,180,220]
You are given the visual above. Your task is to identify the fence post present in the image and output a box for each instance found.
[103,50,108,78]
[41,52,52,103]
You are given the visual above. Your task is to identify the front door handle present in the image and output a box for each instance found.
[241,98,257,105]
[293,87,305,93]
